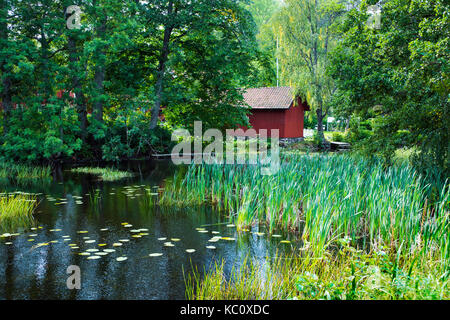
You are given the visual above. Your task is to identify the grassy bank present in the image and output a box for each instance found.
[161,154,449,299]
[71,167,134,181]
[0,194,37,232]
[186,243,449,300]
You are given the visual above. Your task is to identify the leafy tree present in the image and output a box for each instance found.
[329,0,449,174]
[275,0,344,147]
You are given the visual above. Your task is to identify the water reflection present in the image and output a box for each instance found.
[0,160,295,300]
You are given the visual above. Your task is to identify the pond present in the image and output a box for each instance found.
[0,160,296,300]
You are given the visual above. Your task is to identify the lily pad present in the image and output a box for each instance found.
[186,249,196,253]
[116,257,128,262]
[149,253,163,257]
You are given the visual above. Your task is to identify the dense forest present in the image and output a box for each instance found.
[0,0,448,177]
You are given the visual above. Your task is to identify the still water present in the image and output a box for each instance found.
[0,160,295,300]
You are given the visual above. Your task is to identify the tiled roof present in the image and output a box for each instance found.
[242,87,294,109]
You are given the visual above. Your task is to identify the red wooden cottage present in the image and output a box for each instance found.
[240,87,310,138]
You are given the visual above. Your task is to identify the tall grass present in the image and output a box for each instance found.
[186,244,449,300]
[162,154,449,264]
[0,194,37,232]
[0,163,52,182]
[71,167,133,181]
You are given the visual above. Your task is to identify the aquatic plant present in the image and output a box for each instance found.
[0,163,52,182]
[186,242,449,300]
[71,167,133,181]
[162,154,449,262]
[0,194,37,232]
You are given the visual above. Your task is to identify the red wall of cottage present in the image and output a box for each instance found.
[245,102,306,138]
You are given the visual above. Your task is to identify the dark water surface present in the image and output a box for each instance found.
[0,160,295,300]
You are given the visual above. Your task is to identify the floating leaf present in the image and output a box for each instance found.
[186,249,196,253]
[221,237,235,241]
[87,256,101,260]
[98,244,107,247]
[77,231,88,234]
[157,237,167,241]
[171,238,181,242]
[280,240,291,244]
[116,257,128,262]
[164,242,174,247]
[79,252,90,256]
[206,246,216,250]
[100,228,109,231]
[103,249,116,253]
[112,243,123,247]
[119,239,129,242]
[149,253,163,257]
[272,234,282,238]
[86,249,99,252]
[95,252,108,256]
[226,224,235,228]
[85,240,96,244]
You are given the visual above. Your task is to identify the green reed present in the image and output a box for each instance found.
[0,194,37,232]
[0,163,52,182]
[161,154,449,263]
[71,167,133,181]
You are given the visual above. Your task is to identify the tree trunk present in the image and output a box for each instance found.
[93,7,107,123]
[67,29,88,140]
[316,107,325,143]
[0,0,12,135]
[150,1,174,130]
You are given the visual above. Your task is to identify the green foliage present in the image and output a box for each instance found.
[329,0,449,175]
[0,0,259,163]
